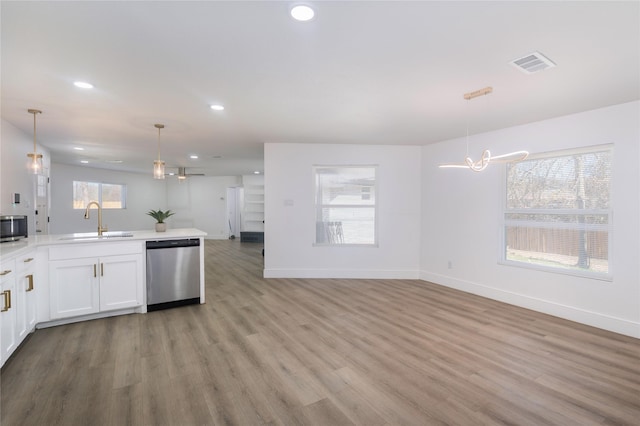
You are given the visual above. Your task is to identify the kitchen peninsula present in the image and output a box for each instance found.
[0,228,206,367]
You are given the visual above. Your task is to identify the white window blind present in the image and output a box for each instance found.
[73,181,127,209]
[503,145,612,278]
[314,166,377,246]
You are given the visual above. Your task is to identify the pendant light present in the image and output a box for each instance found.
[439,87,528,171]
[27,109,44,175]
[153,123,165,179]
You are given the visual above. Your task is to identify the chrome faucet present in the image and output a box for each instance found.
[84,201,108,236]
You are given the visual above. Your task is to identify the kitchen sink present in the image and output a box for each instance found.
[59,231,134,240]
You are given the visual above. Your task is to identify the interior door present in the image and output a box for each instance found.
[34,172,49,235]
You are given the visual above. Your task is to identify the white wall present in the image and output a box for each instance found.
[49,163,167,234]
[166,175,241,239]
[421,101,640,338]
[50,164,241,237]
[0,119,50,236]
[264,143,422,279]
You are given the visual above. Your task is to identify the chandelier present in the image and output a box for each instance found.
[439,87,528,172]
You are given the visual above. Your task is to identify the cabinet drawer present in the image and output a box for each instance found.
[49,241,142,260]
[0,259,16,283]
[15,251,36,274]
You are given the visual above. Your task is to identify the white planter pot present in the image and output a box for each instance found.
[155,222,167,232]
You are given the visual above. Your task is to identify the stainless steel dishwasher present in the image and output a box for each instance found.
[146,238,201,311]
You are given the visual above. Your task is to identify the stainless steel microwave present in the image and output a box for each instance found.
[0,215,28,242]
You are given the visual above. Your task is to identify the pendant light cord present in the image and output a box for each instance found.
[33,111,37,151]
[154,123,164,161]
[28,109,42,153]
[465,99,470,158]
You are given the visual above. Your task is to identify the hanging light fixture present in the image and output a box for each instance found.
[439,87,528,172]
[27,109,44,175]
[153,124,165,179]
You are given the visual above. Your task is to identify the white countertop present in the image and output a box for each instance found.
[0,228,207,261]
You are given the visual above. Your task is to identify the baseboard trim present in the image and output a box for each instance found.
[420,271,640,339]
[204,234,232,240]
[263,268,420,279]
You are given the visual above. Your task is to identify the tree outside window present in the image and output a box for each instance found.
[504,145,612,278]
[73,181,126,209]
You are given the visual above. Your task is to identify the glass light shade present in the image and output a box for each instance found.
[27,153,43,175]
[153,160,165,179]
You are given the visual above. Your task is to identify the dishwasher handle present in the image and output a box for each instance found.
[146,238,200,250]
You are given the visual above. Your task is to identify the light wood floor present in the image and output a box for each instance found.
[2,240,640,425]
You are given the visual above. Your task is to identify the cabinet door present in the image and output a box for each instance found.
[99,254,143,312]
[21,270,37,333]
[49,258,100,319]
[16,252,36,339]
[15,272,28,341]
[1,265,17,365]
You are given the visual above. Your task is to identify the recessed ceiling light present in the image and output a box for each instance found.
[73,147,85,151]
[80,160,89,164]
[105,160,123,164]
[190,155,199,159]
[74,81,94,89]
[210,104,224,111]
[291,5,314,21]
[253,171,261,175]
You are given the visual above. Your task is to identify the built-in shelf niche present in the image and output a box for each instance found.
[241,176,264,233]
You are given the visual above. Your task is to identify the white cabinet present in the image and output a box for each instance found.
[48,242,143,320]
[1,250,39,367]
[0,259,18,364]
[49,257,99,318]
[99,254,143,312]
[15,250,37,341]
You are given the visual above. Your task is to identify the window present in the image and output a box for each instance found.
[314,166,377,246]
[503,145,612,279]
[73,181,127,209]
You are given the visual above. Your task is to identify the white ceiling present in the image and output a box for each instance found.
[2,1,639,177]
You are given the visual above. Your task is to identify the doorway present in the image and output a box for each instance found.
[226,187,242,239]
[34,171,49,235]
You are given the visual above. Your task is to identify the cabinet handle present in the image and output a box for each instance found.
[94,264,97,278]
[0,270,11,276]
[100,263,104,276]
[23,257,34,263]
[1,290,11,312]
[26,274,34,292]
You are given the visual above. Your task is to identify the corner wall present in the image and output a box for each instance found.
[0,119,50,236]
[420,101,640,337]
[264,143,422,279]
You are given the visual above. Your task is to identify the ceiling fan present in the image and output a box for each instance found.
[166,167,205,180]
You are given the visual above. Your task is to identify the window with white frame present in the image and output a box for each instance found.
[73,181,127,209]
[503,145,612,278]
[314,166,377,246]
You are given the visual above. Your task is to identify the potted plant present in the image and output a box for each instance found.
[147,209,175,232]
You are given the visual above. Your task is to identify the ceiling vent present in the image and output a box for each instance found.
[510,51,556,74]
